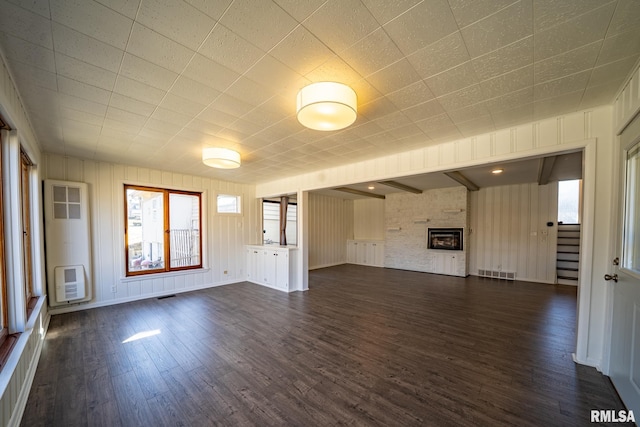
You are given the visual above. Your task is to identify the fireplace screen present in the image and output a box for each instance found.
[428,228,463,251]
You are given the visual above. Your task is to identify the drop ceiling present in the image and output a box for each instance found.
[0,0,638,186]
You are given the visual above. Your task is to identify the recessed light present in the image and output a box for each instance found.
[491,168,503,174]
[368,185,375,190]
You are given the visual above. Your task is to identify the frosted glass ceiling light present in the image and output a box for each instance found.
[296,82,357,131]
[202,147,241,169]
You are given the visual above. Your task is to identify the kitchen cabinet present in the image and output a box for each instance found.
[246,245,298,292]
[346,240,384,267]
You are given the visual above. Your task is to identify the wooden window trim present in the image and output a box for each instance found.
[124,185,203,277]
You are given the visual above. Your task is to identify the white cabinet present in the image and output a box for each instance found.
[246,246,298,292]
[346,240,384,267]
[433,253,457,275]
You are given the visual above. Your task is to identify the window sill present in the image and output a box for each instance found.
[121,267,210,283]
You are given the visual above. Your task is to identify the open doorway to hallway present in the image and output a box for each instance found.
[556,179,582,286]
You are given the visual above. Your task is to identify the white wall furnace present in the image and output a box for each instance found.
[44,179,92,306]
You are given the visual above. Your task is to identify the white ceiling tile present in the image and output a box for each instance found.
[60,106,104,126]
[150,107,194,128]
[383,0,458,56]
[581,79,623,108]
[534,41,600,84]
[141,118,177,134]
[341,28,404,77]
[303,0,380,54]
[606,0,640,37]
[199,24,265,74]
[11,62,57,91]
[50,0,133,50]
[127,23,195,73]
[407,32,470,79]
[437,84,485,110]
[170,76,221,106]
[533,89,584,120]
[197,104,240,128]
[183,0,233,20]
[7,0,50,18]
[225,77,275,107]
[95,0,141,19]
[533,0,613,32]
[426,61,479,97]
[245,55,306,98]
[55,52,117,90]
[159,92,206,117]
[448,0,518,28]
[206,93,254,118]
[304,56,361,86]
[491,103,533,128]
[534,3,615,61]
[386,81,435,110]
[589,56,640,87]
[58,93,108,116]
[270,26,334,76]
[137,0,215,50]
[461,0,532,58]
[109,93,156,116]
[596,30,640,66]
[485,87,534,113]
[455,114,495,136]
[58,75,112,104]
[220,0,298,52]
[182,53,240,92]
[360,0,422,25]
[480,65,533,98]
[0,32,55,72]
[0,0,53,48]
[106,106,148,127]
[402,99,445,122]
[365,59,422,94]
[120,53,178,91]
[534,71,590,101]
[359,95,399,120]
[472,36,533,80]
[273,0,327,23]
[52,22,124,73]
[447,103,491,123]
[113,75,167,104]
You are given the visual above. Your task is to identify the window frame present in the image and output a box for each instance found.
[19,149,35,316]
[124,184,203,277]
[216,194,242,214]
[262,199,298,246]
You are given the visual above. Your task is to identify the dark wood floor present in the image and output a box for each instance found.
[22,265,626,426]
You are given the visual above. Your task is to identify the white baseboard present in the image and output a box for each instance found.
[309,262,346,270]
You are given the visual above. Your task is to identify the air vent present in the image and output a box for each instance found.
[478,269,516,281]
[54,265,86,302]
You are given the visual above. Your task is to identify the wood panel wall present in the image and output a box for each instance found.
[353,199,385,240]
[469,183,559,284]
[308,193,352,270]
[42,154,258,311]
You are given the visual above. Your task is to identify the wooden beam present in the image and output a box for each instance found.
[538,156,556,185]
[378,180,422,194]
[443,171,479,191]
[334,187,386,199]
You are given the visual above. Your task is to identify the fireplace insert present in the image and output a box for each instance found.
[428,228,463,251]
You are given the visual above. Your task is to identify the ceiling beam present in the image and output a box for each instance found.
[538,156,556,185]
[334,187,386,199]
[443,171,479,191]
[378,180,422,194]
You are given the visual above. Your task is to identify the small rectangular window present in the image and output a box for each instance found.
[623,142,640,273]
[217,194,241,214]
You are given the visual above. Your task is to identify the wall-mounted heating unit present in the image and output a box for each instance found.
[44,180,92,306]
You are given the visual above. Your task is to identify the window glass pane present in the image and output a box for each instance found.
[558,179,581,224]
[262,200,297,245]
[127,188,164,272]
[217,194,240,213]
[623,143,640,273]
[169,193,200,268]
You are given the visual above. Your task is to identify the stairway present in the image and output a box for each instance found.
[556,223,580,285]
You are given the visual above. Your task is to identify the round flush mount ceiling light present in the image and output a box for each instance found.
[491,168,504,174]
[296,82,357,131]
[202,147,241,169]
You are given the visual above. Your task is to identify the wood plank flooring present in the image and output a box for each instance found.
[21,265,626,426]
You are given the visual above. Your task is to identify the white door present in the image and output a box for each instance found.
[608,117,640,417]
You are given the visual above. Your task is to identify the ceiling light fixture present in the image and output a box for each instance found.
[368,185,375,190]
[296,82,357,131]
[202,147,241,169]
[491,168,504,174]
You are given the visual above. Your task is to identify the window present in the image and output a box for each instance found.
[622,142,640,274]
[0,134,7,349]
[217,194,241,214]
[558,179,581,224]
[262,199,297,245]
[20,149,35,312]
[125,185,202,276]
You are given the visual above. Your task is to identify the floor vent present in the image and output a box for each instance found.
[478,269,516,280]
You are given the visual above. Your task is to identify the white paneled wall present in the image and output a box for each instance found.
[353,199,385,240]
[469,183,558,284]
[614,63,640,134]
[308,193,353,269]
[43,154,258,311]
